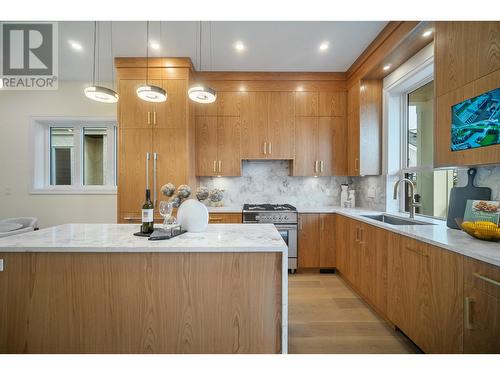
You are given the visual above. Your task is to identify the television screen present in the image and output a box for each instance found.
[451,87,500,151]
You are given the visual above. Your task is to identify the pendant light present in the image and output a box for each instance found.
[84,21,119,103]
[137,21,167,103]
[188,21,216,104]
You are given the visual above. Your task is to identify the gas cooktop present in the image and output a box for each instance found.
[243,204,297,212]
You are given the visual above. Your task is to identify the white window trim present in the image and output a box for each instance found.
[29,116,117,195]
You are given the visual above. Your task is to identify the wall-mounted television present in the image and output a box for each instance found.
[451,87,500,151]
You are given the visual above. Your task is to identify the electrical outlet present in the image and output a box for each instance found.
[0,259,4,272]
[367,186,376,199]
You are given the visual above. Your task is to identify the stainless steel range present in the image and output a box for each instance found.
[242,203,298,272]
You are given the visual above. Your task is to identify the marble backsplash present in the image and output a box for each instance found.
[458,166,500,200]
[198,161,499,210]
[198,160,349,207]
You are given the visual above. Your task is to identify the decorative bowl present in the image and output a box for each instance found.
[456,218,500,242]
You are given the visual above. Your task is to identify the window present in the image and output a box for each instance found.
[400,81,456,219]
[31,117,117,194]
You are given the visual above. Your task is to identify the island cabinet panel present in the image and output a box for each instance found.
[0,252,282,354]
[298,213,335,269]
[388,237,464,353]
[463,258,500,353]
[208,213,242,224]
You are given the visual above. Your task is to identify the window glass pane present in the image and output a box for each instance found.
[404,170,457,219]
[83,127,107,185]
[50,127,74,185]
[407,81,434,168]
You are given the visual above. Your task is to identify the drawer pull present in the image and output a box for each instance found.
[123,216,141,220]
[404,246,429,257]
[473,272,500,288]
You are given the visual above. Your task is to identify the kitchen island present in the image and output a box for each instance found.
[0,224,288,354]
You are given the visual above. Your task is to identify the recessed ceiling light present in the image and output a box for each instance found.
[383,64,391,71]
[319,42,329,51]
[149,41,160,50]
[68,40,83,51]
[234,41,246,52]
[422,30,433,38]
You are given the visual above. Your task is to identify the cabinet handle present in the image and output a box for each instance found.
[355,227,360,242]
[123,216,141,221]
[145,152,150,189]
[268,142,272,155]
[153,111,157,125]
[360,227,364,243]
[153,152,158,208]
[404,245,429,257]
[210,217,223,222]
[473,272,500,288]
[355,158,359,172]
[213,160,217,173]
[263,142,267,155]
[314,160,318,174]
[321,216,324,231]
[465,297,474,330]
[218,160,222,174]
[147,111,151,125]
[299,217,303,230]
[0,259,4,272]
[320,160,324,173]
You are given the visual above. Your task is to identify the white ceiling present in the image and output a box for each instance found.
[57,21,388,82]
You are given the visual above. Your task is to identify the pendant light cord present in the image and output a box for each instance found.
[92,21,96,86]
[146,21,150,85]
[111,21,115,90]
[199,21,202,71]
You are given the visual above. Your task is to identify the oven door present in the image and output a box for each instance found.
[274,224,297,259]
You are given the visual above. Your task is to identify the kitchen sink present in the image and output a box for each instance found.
[361,214,435,226]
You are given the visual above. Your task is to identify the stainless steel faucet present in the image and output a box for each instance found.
[393,178,421,219]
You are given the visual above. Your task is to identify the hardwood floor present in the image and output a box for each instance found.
[288,273,420,354]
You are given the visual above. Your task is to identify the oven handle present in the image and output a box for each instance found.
[274,224,298,231]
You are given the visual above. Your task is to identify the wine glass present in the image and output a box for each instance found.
[159,201,175,229]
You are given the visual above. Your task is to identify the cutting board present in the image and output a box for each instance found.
[447,168,491,229]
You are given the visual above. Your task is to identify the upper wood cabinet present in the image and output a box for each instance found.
[388,236,464,353]
[195,92,245,117]
[298,213,335,269]
[434,22,500,167]
[294,116,346,176]
[295,92,318,116]
[195,116,241,176]
[346,80,382,176]
[118,79,157,129]
[241,92,295,159]
[319,92,347,117]
[154,80,187,128]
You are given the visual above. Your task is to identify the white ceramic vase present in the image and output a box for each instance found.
[176,199,209,232]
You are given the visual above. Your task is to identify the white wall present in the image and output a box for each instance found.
[0,82,117,228]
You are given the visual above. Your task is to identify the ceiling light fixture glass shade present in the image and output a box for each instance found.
[137,85,167,103]
[84,85,119,103]
[188,85,216,104]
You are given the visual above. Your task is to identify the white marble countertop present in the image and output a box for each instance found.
[297,206,500,267]
[0,223,287,253]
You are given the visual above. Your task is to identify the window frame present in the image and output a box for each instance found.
[30,116,117,195]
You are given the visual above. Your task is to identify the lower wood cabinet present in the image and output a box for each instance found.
[298,214,335,269]
[335,215,387,316]
[388,235,464,353]
[208,213,242,224]
[463,258,500,353]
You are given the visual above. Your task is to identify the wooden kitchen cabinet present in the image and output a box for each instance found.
[217,92,245,116]
[195,116,241,176]
[294,116,346,176]
[241,92,295,159]
[116,60,196,223]
[319,91,347,117]
[295,92,318,116]
[388,236,464,353]
[298,213,335,269]
[346,79,382,176]
[463,258,500,353]
[208,213,242,224]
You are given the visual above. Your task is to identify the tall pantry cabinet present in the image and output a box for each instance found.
[115,58,196,223]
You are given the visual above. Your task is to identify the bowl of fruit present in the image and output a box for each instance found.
[456,219,500,242]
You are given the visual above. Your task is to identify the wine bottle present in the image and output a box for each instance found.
[141,189,154,234]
